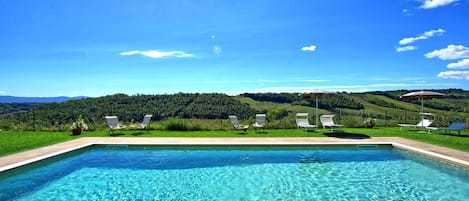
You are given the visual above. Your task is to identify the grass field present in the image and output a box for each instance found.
[1,127,468,157]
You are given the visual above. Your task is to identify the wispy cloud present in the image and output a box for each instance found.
[120,50,139,56]
[213,45,222,55]
[399,29,445,45]
[252,82,456,93]
[415,80,427,84]
[425,45,469,60]
[0,91,6,94]
[402,8,413,16]
[367,77,425,82]
[396,29,444,52]
[296,79,328,83]
[438,71,469,80]
[396,46,417,52]
[447,59,469,68]
[419,0,459,9]
[301,45,317,52]
[120,50,194,59]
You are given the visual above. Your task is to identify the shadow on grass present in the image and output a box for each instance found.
[439,133,469,138]
[324,132,370,139]
[69,134,81,137]
[130,131,145,136]
[402,128,428,132]
[109,133,125,137]
[234,131,248,135]
[299,129,319,133]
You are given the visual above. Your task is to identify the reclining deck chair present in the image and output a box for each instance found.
[105,116,126,134]
[428,116,466,134]
[253,114,266,130]
[131,114,153,129]
[229,115,249,132]
[320,114,343,131]
[398,113,434,131]
[295,113,317,132]
[438,122,466,134]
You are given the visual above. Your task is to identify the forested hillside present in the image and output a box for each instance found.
[0,93,255,131]
[0,103,46,115]
[0,89,468,131]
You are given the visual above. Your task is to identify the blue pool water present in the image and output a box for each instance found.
[0,145,468,200]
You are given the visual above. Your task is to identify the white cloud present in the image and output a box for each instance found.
[120,50,139,56]
[0,91,6,94]
[424,45,469,60]
[301,45,317,52]
[419,0,459,9]
[438,71,469,80]
[447,59,469,68]
[120,50,194,58]
[396,46,417,52]
[422,28,445,37]
[399,29,445,45]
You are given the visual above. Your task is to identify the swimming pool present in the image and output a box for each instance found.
[1,145,468,200]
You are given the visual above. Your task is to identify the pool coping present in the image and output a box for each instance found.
[1,137,468,172]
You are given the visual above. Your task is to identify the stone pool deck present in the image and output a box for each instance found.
[1,137,468,172]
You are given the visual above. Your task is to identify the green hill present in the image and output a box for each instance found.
[0,89,468,131]
[0,93,255,131]
[238,89,469,128]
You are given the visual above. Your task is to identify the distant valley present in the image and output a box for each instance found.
[0,96,87,103]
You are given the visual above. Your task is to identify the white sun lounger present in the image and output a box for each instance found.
[398,119,434,131]
[398,113,434,131]
[295,113,317,132]
[105,116,126,133]
[131,114,153,129]
[320,114,343,131]
[253,114,266,130]
[229,115,249,132]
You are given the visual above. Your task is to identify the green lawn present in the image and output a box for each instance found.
[0,127,468,157]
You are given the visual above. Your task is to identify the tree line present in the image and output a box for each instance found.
[0,93,256,130]
[240,92,364,110]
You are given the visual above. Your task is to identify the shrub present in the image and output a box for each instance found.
[339,116,364,128]
[164,118,187,131]
[164,118,202,131]
[264,118,297,129]
[70,115,88,131]
[267,109,289,120]
[363,118,376,128]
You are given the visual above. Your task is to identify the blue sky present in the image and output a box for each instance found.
[0,0,468,97]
